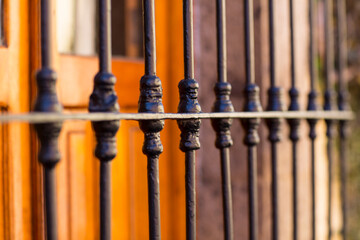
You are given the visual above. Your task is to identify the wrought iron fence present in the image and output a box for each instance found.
[1,0,353,239]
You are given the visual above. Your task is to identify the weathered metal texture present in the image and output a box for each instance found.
[241,1,262,240]
[178,78,201,152]
[138,1,164,239]
[287,1,300,240]
[211,1,235,239]
[212,82,233,149]
[242,83,262,240]
[88,0,119,239]
[34,69,62,168]
[178,1,201,239]
[336,0,349,239]
[307,2,319,240]
[266,87,285,240]
[177,79,201,240]
[90,71,120,161]
[266,1,286,240]
[324,1,337,239]
[0,111,354,123]
[34,0,63,239]
[28,1,356,240]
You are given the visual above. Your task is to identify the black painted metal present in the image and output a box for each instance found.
[34,0,63,239]
[100,162,111,240]
[267,1,285,240]
[211,0,234,239]
[88,0,120,239]
[307,1,319,240]
[287,1,300,240]
[43,166,58,240]
[139,1,164,239]
[28,1,354,239]
[336,0,349,238]
[324,1,337,239]
[241,1,262,240]
[339,123,348,239]
[178,1,201,239]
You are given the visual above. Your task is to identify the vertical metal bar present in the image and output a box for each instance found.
[241,1,262,240]
[139,1,164,239]
[310,140,316,240]
[99,0,111,72]
[185,150,196,240]
[291,142,298,240]
[183,0,195,79]
[336,0,350,239]
[326,132,334,240]
[89,0,120,239]
[178,1,201,240]
[246,146,259,240]
[287,1,300,240]
[339,125,348,239]
[211,0,235,239]
[307,1,319,240]
[269,0,276,88]
[34,0,63,239]
[219,148,234,240]
[271,142,279,240]
[143,0,156,76]
[324,1,336,239]
[43,166,58,240]
[100,162,111,240]
[266,1,285,240]
[147,155,162,239]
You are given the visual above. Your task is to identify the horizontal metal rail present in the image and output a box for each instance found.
[0,111,353,123]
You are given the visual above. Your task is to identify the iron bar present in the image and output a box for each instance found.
[143,0,156,76]
[211,0,234,239]
[241,1,262,240]
[310,139,316,240]
[178,1,201,239]
[287,1,300,240]
[269,0,275,88]
[291,142,298,240]
[267,1,286,240]
[247,146,258,240]
[244,0,255,86]
[89,0,120,239]
[271,142,279,240]
[326,132,334,240]
[339,127,348,239]
[43,167,58,240]
[139,1,164,239]
[307,1,319,240]
[147,156,162,239]
[324,1,336,239]
[0,111,353,123]
[185,151,196,240]
[219,148,233,240]
[34,0,63,239]
[309,0,316,92]
[336,0,350,238]
[100,162,111,240]
[183,0,194,80]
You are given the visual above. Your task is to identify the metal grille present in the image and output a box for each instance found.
[16,0,355,239]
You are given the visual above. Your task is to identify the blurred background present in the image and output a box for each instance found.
[52,0,360,239]
[24,0,360,239]
[344,0,360,239]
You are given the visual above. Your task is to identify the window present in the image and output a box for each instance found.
[56,0,143,57]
